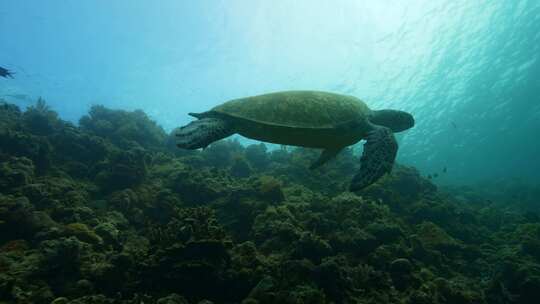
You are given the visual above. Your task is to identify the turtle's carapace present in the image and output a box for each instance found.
[175,90,415,191]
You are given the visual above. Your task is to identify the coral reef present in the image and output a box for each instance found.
[0,100,538,303]
[79,105,167,150]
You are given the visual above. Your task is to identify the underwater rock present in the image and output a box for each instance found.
[0,195,58,242]
[11,282,54,304]
[390,257,413,274]
[106,187,150,225]
[139,188,181,224]
[521,238,540,260]
[21,98,61,136]
[2,100,540,303]
[244,143,268,170]
[0,127,52,174]
[0,247,45,302]
[80,105,167,149]
[185,239,230,264]
[329,192,391,225]
[415,221,463,254]
[1,100,62,173]
[389,165,437,197]
[170,166,233,204]
[68,294,115,304]
[366,242,407,269]
[266,147,351,195]
[276,284,326,304]
[51,297,69,304]
[65,222,103,245]
[313,257,355,303]
[365,221,403,243]
[141,239,232,301]
[107,189,140,215]
[201,139,244,169]
[35,180,94,220]
[513,223,540,260]
[95,147,150,192]
[0,101,22,130]
[433,277,483,304]
[0,239,30,253]
[70,279,95,298]
[141,207,240,301]
[244,276,276,303]
[330,227,378,256]
[361,165,437,210]
[94,222,120,245]
[230,241,267,288]
[230,155,253,178]
[147,206,229,251]
[0,156,35,192]
[80,254,126,294]
[213,187,268,241]
[252,205,302,252]
[291,232,332,264]
[321,193,397,256]
[256,175,285,203]
[53,205,96,225]
[408,198,462,229]
[39,236,87,275]
[279,259,316,288]
[156,293,189,304]
[51,125,109,168]
[389,258,416,291]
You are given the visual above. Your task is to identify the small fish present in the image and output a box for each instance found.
[451,121,457,129]
[442,167,447,173]
[1,94,30,100]
[0,66,14,79]
[433,173,439,178]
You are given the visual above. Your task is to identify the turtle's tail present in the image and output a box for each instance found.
[176,118,234,149]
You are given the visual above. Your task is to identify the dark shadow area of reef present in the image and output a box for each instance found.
[1,99,540,304]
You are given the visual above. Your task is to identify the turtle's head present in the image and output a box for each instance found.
[370,110,414,132]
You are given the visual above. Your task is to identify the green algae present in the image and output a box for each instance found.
[65,223,103,245]
[1,101,540,303]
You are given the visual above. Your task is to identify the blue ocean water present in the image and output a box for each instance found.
[1,0,539,185]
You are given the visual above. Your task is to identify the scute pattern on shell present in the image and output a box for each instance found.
[212,91,370,129]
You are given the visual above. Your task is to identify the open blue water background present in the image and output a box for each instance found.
[1,0,539,185]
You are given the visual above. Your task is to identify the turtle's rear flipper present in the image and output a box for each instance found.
[176,118,234,150]
[350,126,397,191]
[310,147,343,169]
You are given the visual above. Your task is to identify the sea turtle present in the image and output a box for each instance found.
[176,90,414,191]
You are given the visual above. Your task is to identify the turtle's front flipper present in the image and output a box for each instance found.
[176,118,234,149]
[310,147,343,169]
[350,126,397,191]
